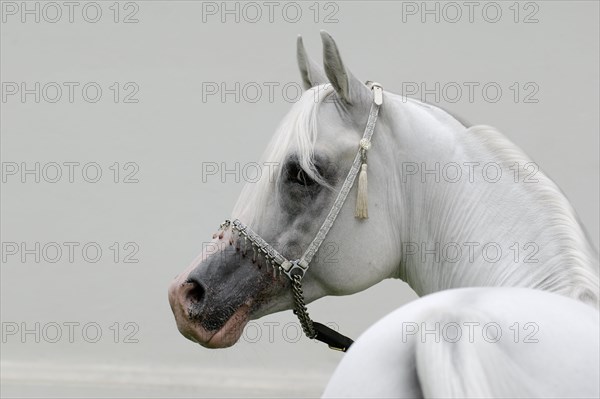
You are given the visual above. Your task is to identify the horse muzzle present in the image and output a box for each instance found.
[168,233,284,348]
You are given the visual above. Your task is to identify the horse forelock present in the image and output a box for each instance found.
[231,84,335,227]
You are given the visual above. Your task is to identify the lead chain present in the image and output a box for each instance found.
[291,274,316,339]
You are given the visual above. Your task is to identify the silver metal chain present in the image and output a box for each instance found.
[291,274,317,338]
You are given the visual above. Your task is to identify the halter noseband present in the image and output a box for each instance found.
[216,82,383,352]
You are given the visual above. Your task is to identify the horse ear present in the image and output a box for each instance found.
[297,35,327,90]
[320,30,369,105]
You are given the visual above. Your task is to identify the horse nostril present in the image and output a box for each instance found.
[185,278,206,305]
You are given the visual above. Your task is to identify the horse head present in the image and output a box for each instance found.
[168,32,402,348]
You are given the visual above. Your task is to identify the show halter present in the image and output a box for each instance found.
[216,82,383,352]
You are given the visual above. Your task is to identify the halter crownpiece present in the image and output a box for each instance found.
[215,82,383,352]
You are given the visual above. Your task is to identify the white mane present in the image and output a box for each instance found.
[462,124,599,304]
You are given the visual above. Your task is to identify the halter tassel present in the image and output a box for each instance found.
[355,139,370,219]
[355,164,368,218]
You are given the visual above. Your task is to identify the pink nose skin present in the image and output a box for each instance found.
[168,275,207,343]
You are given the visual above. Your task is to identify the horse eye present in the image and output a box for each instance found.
[296,169,308,185]
[293,168,316,187]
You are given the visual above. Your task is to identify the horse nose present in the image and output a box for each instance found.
[184,277,206,306]
[168,273,207,314]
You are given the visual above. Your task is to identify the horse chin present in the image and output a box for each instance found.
[191,304,251,349]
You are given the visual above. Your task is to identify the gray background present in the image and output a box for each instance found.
[1,1,598,397]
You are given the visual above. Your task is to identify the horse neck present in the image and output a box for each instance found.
[383,96,599,307]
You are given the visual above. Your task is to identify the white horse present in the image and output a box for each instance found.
[323,287,599,398]
[168,32,599,396]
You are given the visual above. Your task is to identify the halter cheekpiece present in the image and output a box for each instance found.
[215,82,383,352]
